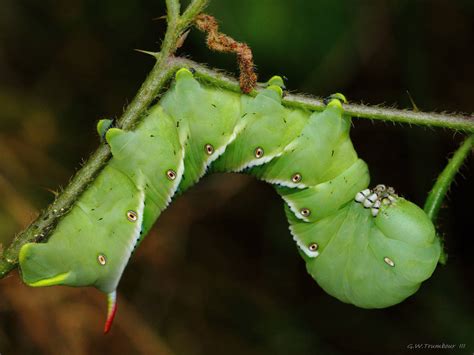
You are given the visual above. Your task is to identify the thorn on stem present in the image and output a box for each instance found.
[134,49,159,59]
[152,15,167,21]
[406,90,420,112]
[177,29,191,50]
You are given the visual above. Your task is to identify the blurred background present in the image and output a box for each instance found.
[0,0,473,354]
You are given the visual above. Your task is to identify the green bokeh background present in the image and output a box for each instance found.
[0,1,473,354]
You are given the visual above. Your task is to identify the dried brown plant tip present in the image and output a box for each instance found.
[195,13,257,94]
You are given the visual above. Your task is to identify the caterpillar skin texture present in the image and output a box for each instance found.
[19,68,441,332]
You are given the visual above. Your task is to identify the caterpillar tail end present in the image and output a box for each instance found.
[104,291,117,334]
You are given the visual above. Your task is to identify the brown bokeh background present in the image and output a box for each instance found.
[0,1,473,354]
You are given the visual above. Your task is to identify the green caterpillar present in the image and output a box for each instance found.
[18,68,441,333]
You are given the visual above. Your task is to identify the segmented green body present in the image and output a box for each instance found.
[19,68,440,331]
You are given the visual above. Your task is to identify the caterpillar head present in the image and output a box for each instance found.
[288,186,441,308]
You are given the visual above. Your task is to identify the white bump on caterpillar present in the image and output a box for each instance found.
[371,200,381,217]
[384,257,395,267]
[363,193,378,208]
[355,185,399,217]
[355,189,371,203]
[354,193,365,203]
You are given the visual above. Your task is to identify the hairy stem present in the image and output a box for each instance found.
[170,58,474,132]
[0,0,209,278]
[424,135,474,221]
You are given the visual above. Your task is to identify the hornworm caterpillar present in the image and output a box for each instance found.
[18,68,441,333]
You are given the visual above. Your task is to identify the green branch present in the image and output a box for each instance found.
[424,135,474,221]
[169,57,474,132]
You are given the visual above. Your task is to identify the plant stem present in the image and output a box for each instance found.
[181,0,210,26]
[424,135,474,221]
[169,57,474,132]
